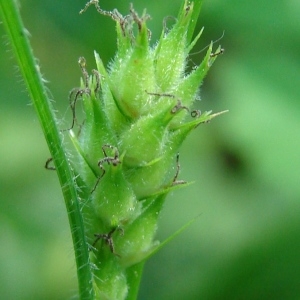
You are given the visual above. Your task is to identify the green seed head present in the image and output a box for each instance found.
[69,1,226,298]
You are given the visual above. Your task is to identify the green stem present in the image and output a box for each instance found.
[0,1,93,299]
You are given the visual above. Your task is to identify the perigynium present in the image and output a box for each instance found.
[67,0,226,298]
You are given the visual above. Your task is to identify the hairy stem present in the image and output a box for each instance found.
[0,1,93,299]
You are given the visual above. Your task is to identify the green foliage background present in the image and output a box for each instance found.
[1,0,300,299]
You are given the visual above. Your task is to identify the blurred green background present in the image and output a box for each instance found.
[1,0,300,299]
